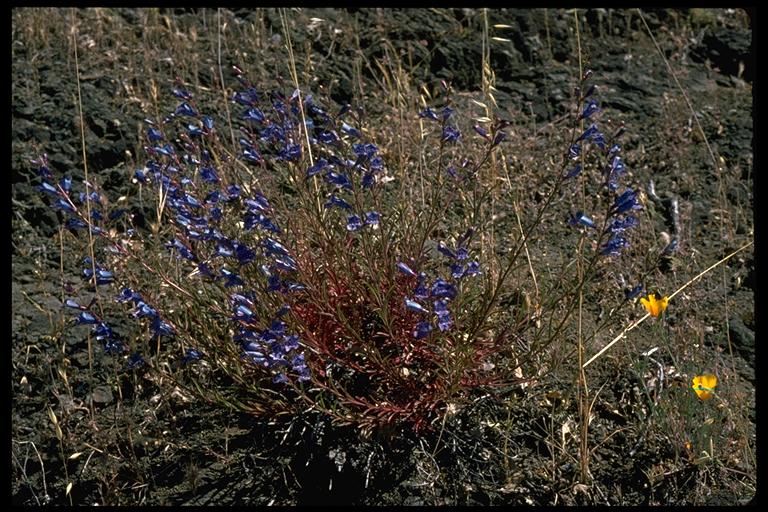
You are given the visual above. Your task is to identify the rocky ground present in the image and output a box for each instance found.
[12,8,754,505]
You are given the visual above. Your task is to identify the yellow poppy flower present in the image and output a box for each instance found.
[640,293,669,317]
[692,374,717,400]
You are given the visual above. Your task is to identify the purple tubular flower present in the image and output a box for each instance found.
[243,148,262,163]
[569,143,581,159]
[306,158,328,178]
[405,298,429,314]
[65,299,84,310]
[397,262,417,277]
[464,261,481,277]
[243,107,265,122]
[601,235,629,257]
[324,195,352,210]
[353,143,378,160]
[75,311,98,325]
[152,316,175,337]
[346,215,363,231]
[183,348,202,364]
[83,268,114,285]
[361,172,375,189]
[340,122,362,138]
[38,182,59,195]
[612,189,642,215]
[220,268,244,287]
[450,264,464,279]
[565,164,581,178]
[442,125,461,143]
[200,166,219,183]
[624,284,644,300]
[434,300,453,332]
[418,107,439,121]
[579,100,600,120]
[576,123,600,143]
[52,198,76,213]
[437,241,457,260]
[273,256,298,272]
[473,125,489,139]
[234,243,257,265]
[126,353,145,369]
[171,238,196,261]
[364,211,380,227]
[263,237,290,257]
[93,322,113,341]
[431,279,457,299]
[569,211,596,229]
[318,131,340,145]
[412,321,433,339]
[325,172,352,189]
[608,215,638,233]
[172,88,192,100]
[175,102,198,117]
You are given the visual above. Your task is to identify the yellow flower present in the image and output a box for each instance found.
[692,374,717,400]
[640,293,669,317]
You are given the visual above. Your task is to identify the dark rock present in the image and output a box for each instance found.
[728,315,754,365]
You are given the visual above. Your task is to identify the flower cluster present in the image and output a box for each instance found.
[232,296,310,383]
[566,73,642,258]
[398,229,480,339]
[64,298,122,354]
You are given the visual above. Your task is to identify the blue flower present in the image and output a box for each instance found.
[183,348,202,364]
[346,215,363,231]
[340,122,362,138]
[413,321,433,339]
[612,189,642,215]
[405,298,429,314]
[624,284,644,299]
[172,88,192,100]
[569,211,596,229]
[220,268,244,287]
[601,235,629,257]
[473,125,489,139]
[565,164,582,179]
[442,125,461,143]
[431,279,457,299]
[464,261,481,277]
[579,100,600,120]
[324,195,352,210]
[608,215,638,233]
[418,107,439,121]
[397,262,417,277]
[263,237,290,257]
[234,243,257,265]
[434,300,453,331]
[569,143,581,159]
[38,181,59,195]
[75,311,98,325]
[243,107,265,122]
[175,102,198,117]
[83,267,115,285]
[243,148,262,163]
[307,158,328,178]
[200,166,219,183]
[364,211,380,227]
[353,143,378,160]
[326,172,352,189]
